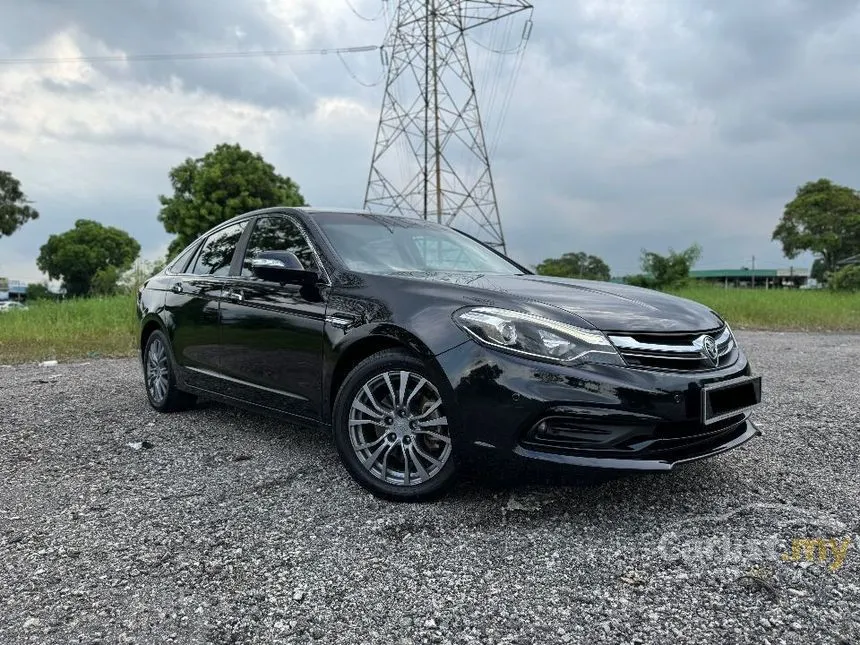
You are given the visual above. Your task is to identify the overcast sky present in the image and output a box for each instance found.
[2,0,859,282]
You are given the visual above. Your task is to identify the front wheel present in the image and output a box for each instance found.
[332,350,458,502]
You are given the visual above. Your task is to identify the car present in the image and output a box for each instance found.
[137,207,762,501]
[0,301,28,312]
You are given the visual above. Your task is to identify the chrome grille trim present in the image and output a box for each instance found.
[609,327,732,354]
[608,327,735,370]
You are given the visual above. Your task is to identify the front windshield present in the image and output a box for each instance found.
[313,212,524,275]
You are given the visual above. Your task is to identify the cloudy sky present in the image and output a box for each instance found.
[2,0,859,282]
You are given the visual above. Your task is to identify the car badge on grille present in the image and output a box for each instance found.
[698,335,719,367]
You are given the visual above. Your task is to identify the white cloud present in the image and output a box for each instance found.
[1,0,858,282]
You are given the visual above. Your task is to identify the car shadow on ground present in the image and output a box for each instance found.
[188,397,750,526]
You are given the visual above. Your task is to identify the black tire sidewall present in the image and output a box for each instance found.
[143,330,181,412]
[332,349,458,502]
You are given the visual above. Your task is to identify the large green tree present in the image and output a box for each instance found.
[0,170,39,238]
[158,143,306,257]
[773,178,860,275]
[628,243,702,290]
[535,252,611,281]
[37,220,141,296]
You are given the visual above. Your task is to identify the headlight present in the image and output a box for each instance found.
[453,307,624,366]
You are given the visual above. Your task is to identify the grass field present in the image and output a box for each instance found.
[671,286,860,332]
[0,287,858,364]
[0,295,138,364]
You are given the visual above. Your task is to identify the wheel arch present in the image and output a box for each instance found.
[140,315,165,356]
[325,325,452,423]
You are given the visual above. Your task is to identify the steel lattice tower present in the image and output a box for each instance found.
[364,0,533,253]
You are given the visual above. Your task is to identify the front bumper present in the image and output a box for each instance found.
[435,340,762,472]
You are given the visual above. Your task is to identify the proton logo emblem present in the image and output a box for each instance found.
[700,335,719,367]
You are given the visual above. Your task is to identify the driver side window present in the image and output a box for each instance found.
[241,216,317,277]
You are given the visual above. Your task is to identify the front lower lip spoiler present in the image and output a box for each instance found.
[510,419,762,471]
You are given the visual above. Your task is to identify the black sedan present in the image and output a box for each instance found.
[137,207,762,501]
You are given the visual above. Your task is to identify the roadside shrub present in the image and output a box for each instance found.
[828,265,860,292]
[624,274,656,289]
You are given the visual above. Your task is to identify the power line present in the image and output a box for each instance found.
[0,45,381,66]
[364,0,534,253]
[345,0,387,21]
[337,50,386,87]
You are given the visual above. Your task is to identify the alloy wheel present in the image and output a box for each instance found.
[146,337,170,404]
[348,370,452,487]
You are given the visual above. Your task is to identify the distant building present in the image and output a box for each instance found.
[0,280,31,301]
[837,254,860,267]
[690,268,810,288]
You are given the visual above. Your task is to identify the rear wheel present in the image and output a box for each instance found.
[143,330,196,412]
[333,350,457,501]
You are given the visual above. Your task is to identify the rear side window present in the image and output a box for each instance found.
[241,217,317,276]
[168,243,200,274]
[190,222,247,276]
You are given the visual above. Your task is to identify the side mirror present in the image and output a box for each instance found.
[250,250,319,286]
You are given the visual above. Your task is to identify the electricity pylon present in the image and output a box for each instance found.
[364,0,533,253]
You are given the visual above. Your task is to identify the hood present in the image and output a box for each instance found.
[388,272,723,333]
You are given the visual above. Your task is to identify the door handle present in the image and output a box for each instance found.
[225,289,244,302]
[171,282,183,294]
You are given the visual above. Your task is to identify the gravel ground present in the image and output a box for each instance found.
[1,331,859,645]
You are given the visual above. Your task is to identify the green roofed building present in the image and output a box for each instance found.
[689,267,810,288]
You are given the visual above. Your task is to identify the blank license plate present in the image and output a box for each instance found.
[701,375,762,425]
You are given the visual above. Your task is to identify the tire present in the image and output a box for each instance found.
[332,349,458,502]
[143,330,197,412]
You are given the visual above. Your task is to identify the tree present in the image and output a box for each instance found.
[811,257,828,283]
[36,220,141,297]
[119,258,166,294]
[0,170,39,238]
[535,252,611,281]
[158,143,306,257]
[635,243,702,290]
[26,283,53,301]
[773,179,860,275]
[91,266,122,296]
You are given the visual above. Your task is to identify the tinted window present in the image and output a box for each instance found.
[410,235,479,271]
[313,212,522,275]
[241,217,317,276]
[169,242,201,274]
[190,222,247,276]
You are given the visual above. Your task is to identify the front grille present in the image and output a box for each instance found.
[608,326,736,372]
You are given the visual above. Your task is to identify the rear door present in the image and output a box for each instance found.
[219,214,327,420]
[164,221,248,390]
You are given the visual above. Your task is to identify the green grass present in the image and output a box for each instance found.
[671,286,860,332]
[0,286,857,365]
[0,295,138,364]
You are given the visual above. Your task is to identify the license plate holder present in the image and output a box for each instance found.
[701,375,762,425]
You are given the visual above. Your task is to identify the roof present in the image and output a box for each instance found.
[690,268,810,279]
[837,254,860,266]
[691,269,778,278]
[292,207,376,215]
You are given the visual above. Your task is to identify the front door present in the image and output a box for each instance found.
[165,221,248,391]
[219,215,327,420]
